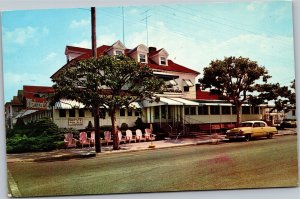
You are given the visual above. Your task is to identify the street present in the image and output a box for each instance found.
[7,135,298,197]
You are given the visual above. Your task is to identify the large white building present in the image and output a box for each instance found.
[47,40,264,136]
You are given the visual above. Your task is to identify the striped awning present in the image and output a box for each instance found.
[54,99,85,109]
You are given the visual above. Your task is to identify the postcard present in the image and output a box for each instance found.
[2,1,298,197]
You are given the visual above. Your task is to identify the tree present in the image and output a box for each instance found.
[251,79,295,113]
[52,55,164,152]
[199,56,270,126]
[96,55,164,150]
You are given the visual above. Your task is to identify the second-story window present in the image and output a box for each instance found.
[139,54,146,63]
[115,50,123,55]
[160,57,166,65]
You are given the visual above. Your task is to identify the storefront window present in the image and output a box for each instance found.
[222,106,231,115]
[69,109,75,117]
[198,106,208,115]
[154,106,160,119]
[210,106,220,115]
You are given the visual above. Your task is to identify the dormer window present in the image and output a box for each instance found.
[160,57,166,65]
[139,54,146,63]
[115,50,123,55]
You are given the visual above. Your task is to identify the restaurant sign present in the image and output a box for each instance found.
[26,98,49,110]
[68,118,83,126]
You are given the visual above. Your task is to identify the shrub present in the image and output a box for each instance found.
[120,123,129,130]
[6,118,64,153]
[135,117,145,129]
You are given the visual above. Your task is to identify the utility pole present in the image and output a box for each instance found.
[91,7,97,58]
[91,7,101,153]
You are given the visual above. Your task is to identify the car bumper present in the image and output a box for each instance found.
[226,134,246,139]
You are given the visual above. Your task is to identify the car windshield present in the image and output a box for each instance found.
[240,122,253,127]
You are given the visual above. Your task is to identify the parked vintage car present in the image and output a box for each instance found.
[226,121,278,141]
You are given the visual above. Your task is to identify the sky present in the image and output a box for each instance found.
[2,0,295,102]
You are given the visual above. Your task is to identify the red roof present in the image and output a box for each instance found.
[23,85,54,98]
[65,46,91,54]
[52,44,199,79]
[196,90,221,100]
[148,59,199,74]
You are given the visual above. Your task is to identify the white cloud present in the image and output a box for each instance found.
[97,34,118,46]
[3,26,49,46]
[4,72,53,102]
[128,8,139,15]
[42,52,58,62]
[247,3,256,11]
[4,26,37,45]
[126,21,294,86]
[69,19,90,28]
[71,33,118,48]
[72,40,91,48]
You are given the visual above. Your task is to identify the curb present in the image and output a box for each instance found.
[7,138,225,162]
[33,152,96,162]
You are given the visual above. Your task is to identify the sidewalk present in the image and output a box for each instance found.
[7,135,224,163]
[6,130,296,163]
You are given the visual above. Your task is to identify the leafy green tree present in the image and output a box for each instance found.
[52,55,163,152]
[250,79,295,113]
[199,56,270,126]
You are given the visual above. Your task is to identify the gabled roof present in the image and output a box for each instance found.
[65,46,91,55]
[51,42,200,79]
[23,85,54,98]
[148,48,169,57]
[148,59,199,74]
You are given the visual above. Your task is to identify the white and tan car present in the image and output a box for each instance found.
[226,121,278,141]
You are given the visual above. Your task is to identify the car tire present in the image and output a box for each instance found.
[267,133,273,139]
[245,134,251,142]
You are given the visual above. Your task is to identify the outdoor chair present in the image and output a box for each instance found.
[79,131,91,148]
[144,128,156,141]
[125,129,136,143]
[64,133,77,148]
[118,130,126,144]
[90,131,95,146]
[135,129,146,142]
[102,131,112,146]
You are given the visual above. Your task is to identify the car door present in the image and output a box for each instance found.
[252,122,264,137]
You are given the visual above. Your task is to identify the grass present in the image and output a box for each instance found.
[7,136,298,197]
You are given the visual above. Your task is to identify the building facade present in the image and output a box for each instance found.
[6,41,278,136]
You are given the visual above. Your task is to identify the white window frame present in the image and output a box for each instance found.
[115,50,124,55]
[139,54,146,63]
[160,57,166,65]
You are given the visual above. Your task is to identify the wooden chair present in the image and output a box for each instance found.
[135,129,145,142]
[145,128,156,141]
[125,129,136,143]
[79,132,90,148]
[90,131,95,146]
[102,131,113,146]
[64,133,77,148]
[118,130,126,144]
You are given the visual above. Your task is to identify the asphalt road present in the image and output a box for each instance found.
[7,135,299,197]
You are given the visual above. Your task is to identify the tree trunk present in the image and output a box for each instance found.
[94,104,101,153]
[111,109,119,150]
[236,104,241,127]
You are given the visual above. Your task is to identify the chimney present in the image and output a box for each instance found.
[148,47,157,53]
[195,83,201,91]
